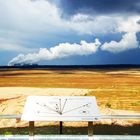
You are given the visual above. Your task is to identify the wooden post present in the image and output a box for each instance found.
[29,121,34,136]
[88,121,93,136]
[59,121,63,134]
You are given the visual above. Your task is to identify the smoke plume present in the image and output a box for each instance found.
[8,38,101,65]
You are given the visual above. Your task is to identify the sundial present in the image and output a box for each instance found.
[22,96,100,121]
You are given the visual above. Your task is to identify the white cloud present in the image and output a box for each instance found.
[0,43,31,52]
[0,0,140,37]
[0,0,61,32]
[117,16,140,33]
[101,16,140,53]
[0,0,140,62]
[0,37,35,52]
[8,38,101,65]
[101,32,139,53]
[67,14,119,35]
[0,0,122,36]
[0,0,63,52]
[0,1,138,40]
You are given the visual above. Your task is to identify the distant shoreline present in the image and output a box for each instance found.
[0,64,140,70]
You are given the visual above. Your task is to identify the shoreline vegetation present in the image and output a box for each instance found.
[1,64,140,69]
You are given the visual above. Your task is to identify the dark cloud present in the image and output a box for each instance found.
[59,0,140,16]
[137,19,140,24]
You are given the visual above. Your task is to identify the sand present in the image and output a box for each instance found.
[0,87,140,128]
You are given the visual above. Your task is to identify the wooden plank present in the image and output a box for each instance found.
[29,121,34,136]
[88,122,93,136]
[59,121,63,134]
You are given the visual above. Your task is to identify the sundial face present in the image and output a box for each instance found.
[22,96,100,121]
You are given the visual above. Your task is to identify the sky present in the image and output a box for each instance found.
[0,0,140,65]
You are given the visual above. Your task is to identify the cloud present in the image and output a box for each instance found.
[117,16,140,33]
[0,0,140,65]
[101,32,139,53]
[67,14,119,34]
[0,37,35,52]
[137,19,140,24]
[0,0,61,32]
[0,43,32,52]
[59,0,140,16]
[101,16,140,53]
[8,38,101,65]
[0,0,140,35]
[0,0,138,44]
[0,0,128,37]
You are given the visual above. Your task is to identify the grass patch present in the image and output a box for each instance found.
[105,102,112,108]
[0,124,140,135]
[131,102,140,106]
[4,131,13,136]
